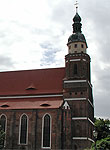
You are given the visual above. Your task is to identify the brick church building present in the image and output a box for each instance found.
[0,10,94,150]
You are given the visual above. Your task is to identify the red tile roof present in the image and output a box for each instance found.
[0,97,63,109]
[0,67,65,96]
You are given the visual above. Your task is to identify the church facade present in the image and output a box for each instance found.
[0,11,94,150]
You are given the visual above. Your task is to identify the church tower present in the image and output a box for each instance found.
[63,10,94,149]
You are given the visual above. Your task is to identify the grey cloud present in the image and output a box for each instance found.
[92,62,110,118]
[94,91,110,118]
[48,0,73,32]
[94,66,110,91]
[0,55,15,71]
[0,30,23,47]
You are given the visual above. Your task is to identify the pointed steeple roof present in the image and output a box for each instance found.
[73,12,81,23]
[72,12,82,33]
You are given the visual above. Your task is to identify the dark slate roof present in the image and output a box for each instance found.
[67,33,88,47]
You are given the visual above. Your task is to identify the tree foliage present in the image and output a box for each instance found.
[95,118,110,140]
[92,136,110,150]
[91,118,110,150]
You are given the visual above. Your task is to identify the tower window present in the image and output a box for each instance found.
[19,114,28,144]
[74,64,77,74]
[69,45,71,49]
[81,44,84,48]
[70,92,72,96]
[75,92,77,95]
[81,92,83,95]
[42,114,51,148]
[74,44,77,48]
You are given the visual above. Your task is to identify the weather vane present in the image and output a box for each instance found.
[74,1,79,13]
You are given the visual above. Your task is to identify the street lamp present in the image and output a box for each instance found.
[93,130,98,150]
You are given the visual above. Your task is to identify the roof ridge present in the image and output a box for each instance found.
[0,67,65,73]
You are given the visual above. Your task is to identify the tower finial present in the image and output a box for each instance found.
[74,1,79,13]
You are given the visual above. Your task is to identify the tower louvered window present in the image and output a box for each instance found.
[74,64,77,74]
[19,114,28,144]
[0,115,6,147]
[42,114,51,148]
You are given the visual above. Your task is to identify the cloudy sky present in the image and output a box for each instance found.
[0,0,109,118]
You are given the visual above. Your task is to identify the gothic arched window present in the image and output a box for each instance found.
[42,114,51,148]
[0,114,7,147]
[74,64,77,74]
[19,114,28,144]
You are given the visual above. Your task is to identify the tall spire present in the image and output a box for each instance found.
[67,2,88,49]
[72,13,82,33]
[72,1,82,33]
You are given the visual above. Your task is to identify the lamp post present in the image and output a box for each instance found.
[93,130,98,150]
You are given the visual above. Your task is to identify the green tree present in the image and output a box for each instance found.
[91,118,110,150]
[92,136,110,150]
[95,118,110,140]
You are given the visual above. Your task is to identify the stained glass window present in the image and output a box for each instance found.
[20,114,28,144]
[0,115,6,147]
[42,114,51,148]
